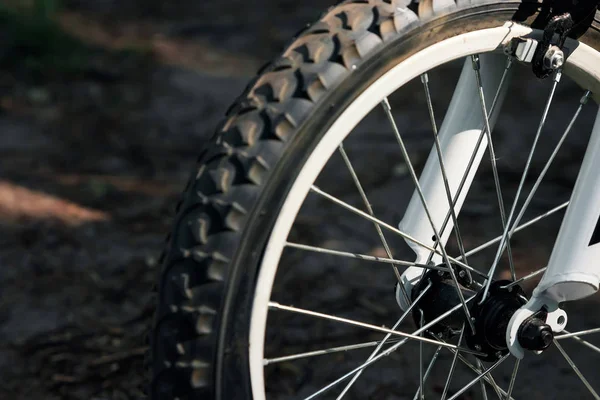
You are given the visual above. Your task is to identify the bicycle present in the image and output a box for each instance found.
[150,0,600,398]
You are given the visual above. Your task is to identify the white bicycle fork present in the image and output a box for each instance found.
[398,53,600,359]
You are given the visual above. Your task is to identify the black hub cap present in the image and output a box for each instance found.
[412,270,554,361]
[465,281,527,361]
[410,269,476,340]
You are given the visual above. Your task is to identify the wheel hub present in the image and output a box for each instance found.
[465,281,527,361]
[410,270,555,361]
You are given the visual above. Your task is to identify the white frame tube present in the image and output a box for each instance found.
[398,53,510,265]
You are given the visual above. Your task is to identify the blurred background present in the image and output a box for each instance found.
[1,1,599,399]
[0,0,323,398]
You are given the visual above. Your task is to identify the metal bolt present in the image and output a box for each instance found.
[459,270,466,278]
[543,45,564,70]
[518,317,554,351]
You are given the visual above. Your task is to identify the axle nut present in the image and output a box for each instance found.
[543,45,564,70]
[518,317,554,351]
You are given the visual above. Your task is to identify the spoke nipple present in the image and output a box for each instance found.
[471,54,481,71]
[581,91,592,104]
[554,70,563,83]
[420,73,429,84]
[505,57,513,69]
[507,286,513,293]
[381,98,392,111]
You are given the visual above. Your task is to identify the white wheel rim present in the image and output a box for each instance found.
[247,21,600,399]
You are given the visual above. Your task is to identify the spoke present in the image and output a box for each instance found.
[502,267,547,289]
[461,202,568,261]
[421,73,469,269]
[419,311,425,400]
[554,340,600,400]
[413,346,443,400]
[556,327,600,340]
[268,302,481,354]
[440,325,465,400]
[471,54,516,280]
[436,330,505,399]
[338,144,411,304]
[285,241,445,271]
[476,360,490,400]
[310,185,487,278]
[336,283,433,398]
[558,330,600,354]
[449,349,516,400]
[481,70,563,303]
[264,338,409,365]
[504,91,591,243]
[303,294,481,400]
[447,354,510,400]
[264,339,399,365]
[381,97,475,333]
[428,57,513,266]
[505,359,520,400]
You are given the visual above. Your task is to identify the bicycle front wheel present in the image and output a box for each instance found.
[151,1,600,399]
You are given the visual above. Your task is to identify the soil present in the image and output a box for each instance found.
[1,1,599,399]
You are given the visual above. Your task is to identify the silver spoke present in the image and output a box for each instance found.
[504,91,591,244]
[310,185,486,278]
[449,349,516,400]
[413,346,443,400]
[419,311,425,400]
[440,325,465,400]
[336,283,433,398]
[264,339,401,365]
[559,330,600,354]
[304,294,481,400]
[556,327,600,340]
[481,70,563,303]
[447,354,510,400]
[268,302,480,354]
[471,54,516,280]
[381,97,476,333]
[502,267,547,289]
[435,331,505,398]
[285,241,444,271]
[476,360,491,400]
[428,57,513,265]
[554,340,600,400]
[338,144,411,303]
[421,72,469,267]
[505,359,520,400]
[462,202,568,261]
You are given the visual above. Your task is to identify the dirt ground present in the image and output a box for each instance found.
[1,1,600,399]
